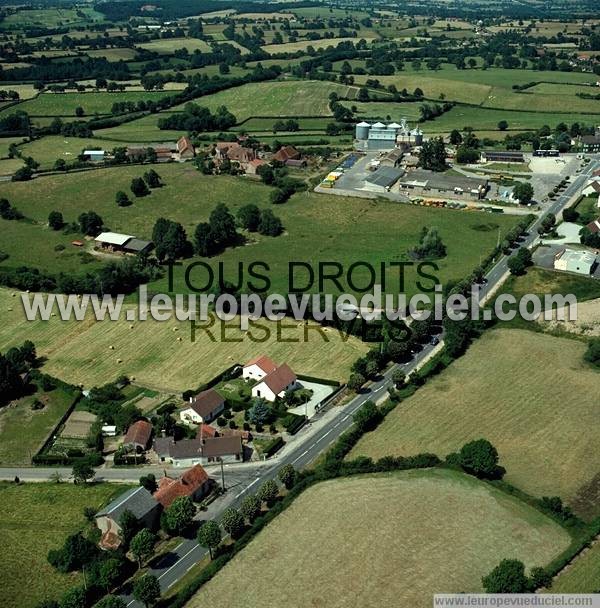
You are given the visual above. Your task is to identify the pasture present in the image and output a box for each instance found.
[350,329,600,515]
[0,482,126,608]
[168,80,358,120]
[0,290,368,391]
[136,38,211,54]
[189,469,570,608]
[0,385,77,466]
[0,164,518,298]
[2,90,174,117]
[262,36,375,54]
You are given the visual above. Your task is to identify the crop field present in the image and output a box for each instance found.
[0,482,126,608]
[189,469,570,608]
[168,80,358,120]
[0,385,77,466]
[262,36,375,54]
[0,290,367,391]
[548,542,600,593]
[350,329,600,515]
[0,164,517,297]
[0,83,38,99]
[2,90,174,117]
[0,7,103,29]
[136,38,212,54]
[92,113,185,142]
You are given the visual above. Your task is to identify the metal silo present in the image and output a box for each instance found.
[355,121,371,140]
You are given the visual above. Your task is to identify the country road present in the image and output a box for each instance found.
[1,155,597,608]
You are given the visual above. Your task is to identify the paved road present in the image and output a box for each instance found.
[4,155,599,607]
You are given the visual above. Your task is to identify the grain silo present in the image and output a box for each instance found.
[355,121,371,140]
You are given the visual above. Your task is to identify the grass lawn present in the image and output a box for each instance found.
[548,542,600,593]
[2,90,173,117]
[189,469,570,608]
[0,385,78,465]
[350,329,600,516]
[0,482,127,608]
[0,164,517,297]
[137,38,211,54]
[575,195,600,225]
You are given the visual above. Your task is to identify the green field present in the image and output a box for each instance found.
[548,542,600,593]
[190,469,570,608]
[0,384,77,465]
[350,329,600,516]
[137,38,211,54]
[342,100,423,121]
[262,36,375,54]
[0,164,517,297]
[0,482,127,608]
[92,112,185,142]
[0,7,103,29]
[169,80,358,120]
[2,90,174,117]
[0,290,368,391]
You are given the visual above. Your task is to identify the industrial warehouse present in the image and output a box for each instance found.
[316,120,494,203]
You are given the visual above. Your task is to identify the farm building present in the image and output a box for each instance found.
[380,147,405,168]
[83,150,106,162]
[273,145,303,165]
[95,487,161,549]
[364,166,404,193]
[482,150,525,163]
[153,464,211,508]
[177,136,195,159]
[242,355,278,380]
[554,248,597,275]
[398,169,489,199]
[153,435,243,467]
[251,363,297,402]
[123,419,153,452]
[180,388,225,424]
[94,232,153,255]
[580,128,600,153]
[245,158,267,175]
[586,218,600,233]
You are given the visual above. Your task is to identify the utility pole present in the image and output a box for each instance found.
[219,458,225,491]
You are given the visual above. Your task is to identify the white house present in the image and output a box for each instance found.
[242,355,277,381]
[582,178,600,197]
[180,389,225,425]
[251,364,298,403]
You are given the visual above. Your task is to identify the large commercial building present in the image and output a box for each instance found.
[364,166,404,193]
[554,248,597,275]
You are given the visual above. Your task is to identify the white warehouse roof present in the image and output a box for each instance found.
[95,232,135,246]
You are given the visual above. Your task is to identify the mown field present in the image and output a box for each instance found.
[2,90,173,117]
[350,329,600,515]
[137,38,212,54]
[0,482,126,608]
[189,469,570,608]
[548,542,600,593]
[0,385,77,466]
[0,289,368,391]
[168,80,358,120]
[0,164,518,297]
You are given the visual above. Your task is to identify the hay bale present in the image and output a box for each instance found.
[116,358,122,363]
[109,345,115,350]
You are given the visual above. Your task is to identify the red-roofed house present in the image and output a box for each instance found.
[196,423,219,439]
[215,142,256,164]
[180,389,225,425]
[243,355,278,381]
[587,218,600,234]
[582,179,600,197]
[273,145,301,164]
[153,465,211,508]
[177,136,195,159]
[123,420,153,452]
[245,158,266,175]
[251,363,297,402]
